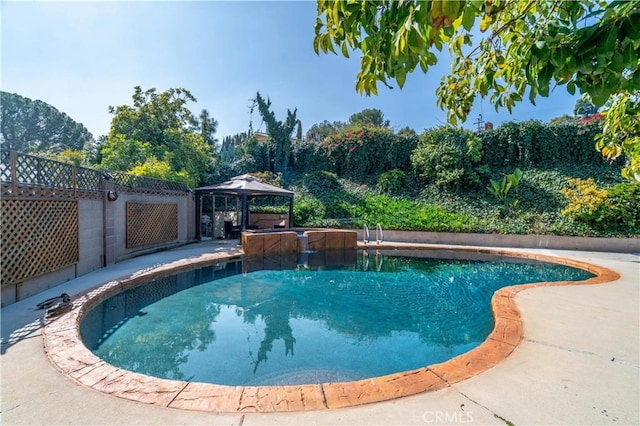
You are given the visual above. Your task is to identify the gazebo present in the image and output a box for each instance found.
[194,174,294,239]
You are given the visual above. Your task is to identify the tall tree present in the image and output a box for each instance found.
[296,120,303,141]
[0,91,94,154]
[349,108,390,127]
[99,86,214,186]
[252,92,297,174]
[199,108,219,151]
[314,0,640,180]
[305,120,346,143]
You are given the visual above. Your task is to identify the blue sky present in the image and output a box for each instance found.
[2,1,579,141]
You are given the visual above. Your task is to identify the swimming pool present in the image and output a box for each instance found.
[79,250,594,387]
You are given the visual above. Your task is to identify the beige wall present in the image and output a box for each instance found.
[112,192,193,262]
[357,230,640,253]
[78,198,104,275]
[1,191,195,307]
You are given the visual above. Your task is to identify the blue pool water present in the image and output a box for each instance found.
[80,251,594,386]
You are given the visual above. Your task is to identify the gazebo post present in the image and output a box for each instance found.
[241,193,249,230]
[288,195,294,228]
[211,194,216,238]
[195,192,202,241]
[236,196,241,227]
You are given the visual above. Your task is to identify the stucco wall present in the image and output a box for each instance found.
[78,198,104,275]
[357,229,640,253]
[113,192,192,262]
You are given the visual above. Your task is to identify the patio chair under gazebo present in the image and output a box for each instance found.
[194,174,294,240]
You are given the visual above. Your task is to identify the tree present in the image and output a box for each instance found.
[305,120,346,143]
[348,108,390,127]
[398,126,418,137]
[251,92,298,174]
[198,109,219,152]
[574,96,599,119]
[296,120,303,141]
[0,91,94,154]
[128,156,189,183]
[99,86,214,186]
[549,114,575,125]
[220,132,248,164]
[314,0,640,180]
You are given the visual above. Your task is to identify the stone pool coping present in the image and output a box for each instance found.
[42,244,620,413]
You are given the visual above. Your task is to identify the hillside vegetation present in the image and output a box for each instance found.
[251,120,638,237]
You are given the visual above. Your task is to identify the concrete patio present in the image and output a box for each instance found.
[1,241,638,425]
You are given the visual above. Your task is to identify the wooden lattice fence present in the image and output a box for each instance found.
[1,150,191,301]
[0,150,103,199]
[126,202,178,248]
[1,199,79,287]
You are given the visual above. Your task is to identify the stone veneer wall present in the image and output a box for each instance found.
[242,231,300,256]
[241,229,358,256]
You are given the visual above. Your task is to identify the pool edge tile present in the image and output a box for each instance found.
[323,369,447,409]
[41,244,622,414]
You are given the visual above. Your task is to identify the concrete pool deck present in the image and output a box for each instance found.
[1,241,639,425]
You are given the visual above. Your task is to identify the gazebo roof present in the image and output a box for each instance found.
[195,174,294,198]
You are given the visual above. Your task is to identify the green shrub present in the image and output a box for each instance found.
[480,119,611,169]
[293,194,326,226]
[314,126,418,182]
[561,178,609,223]
[596,182,640,233]
[377,169,407,193]
[488,168,523,211]
[302,170,341,191]
[411,127,484,191]
[351,194,476,232]
[561,179,639,233]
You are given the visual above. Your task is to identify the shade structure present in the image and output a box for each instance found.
[194,174,294,238]
[196,174,294,198]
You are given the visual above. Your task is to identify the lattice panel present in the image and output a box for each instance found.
[0,150,11,182]
[15,153,74,188]
[126,202,178,248]
[76,167,103,191]
[1,199,79,287]
[112,170,189,192]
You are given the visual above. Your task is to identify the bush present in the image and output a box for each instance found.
[293,194,326,226]
[302,170,341,192]
[411,127,484,191]
[377,169,407,193]
[561,179,640,233]
[480,119,611,169]
[561,178,609,223]
[313,126,418,182]
[596,182,640,233]
[350,194,476,232]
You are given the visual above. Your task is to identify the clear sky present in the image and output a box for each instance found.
[2,1,579,141]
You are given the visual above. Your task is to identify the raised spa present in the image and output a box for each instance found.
[79,250,594,386]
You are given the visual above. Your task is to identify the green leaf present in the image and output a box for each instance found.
[603,26,619,53]
[462,7,475,31]
[341,41,349,58]
[396,68,407,88]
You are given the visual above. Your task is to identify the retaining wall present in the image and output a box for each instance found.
[357,230,640,253]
